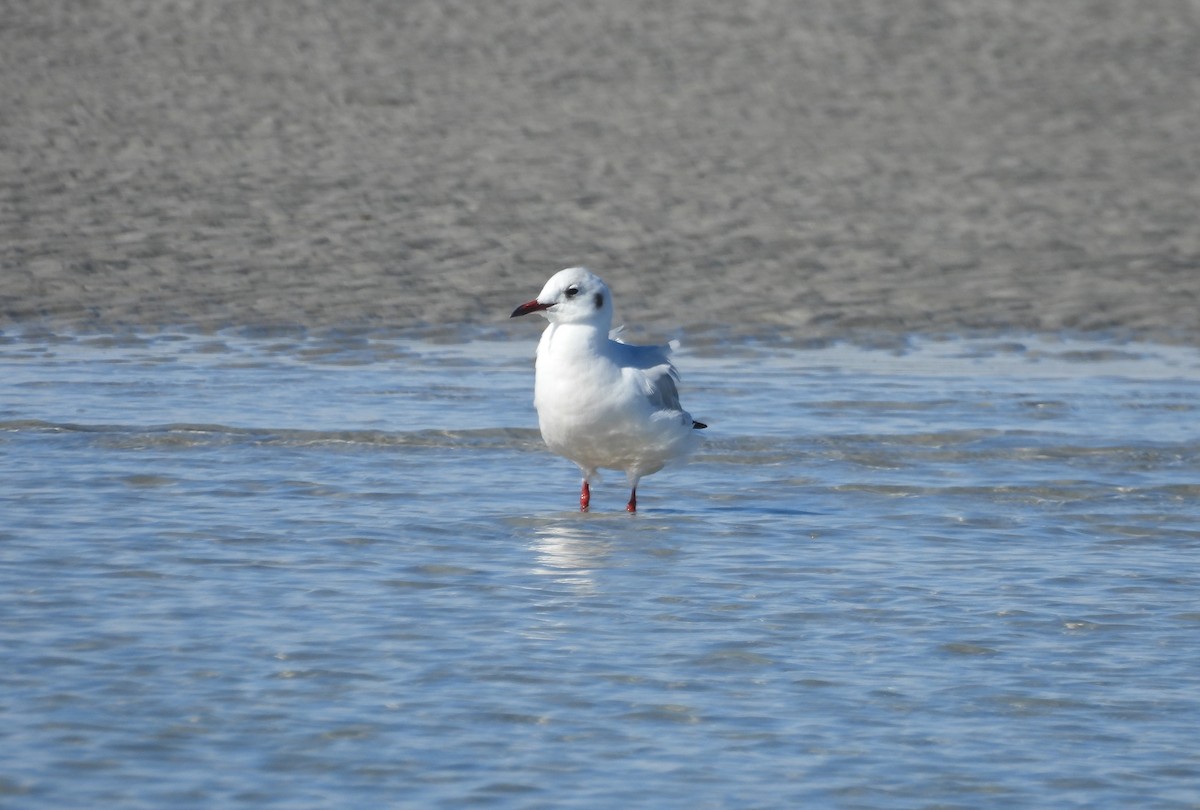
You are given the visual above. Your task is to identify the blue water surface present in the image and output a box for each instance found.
[1,330,1198,808]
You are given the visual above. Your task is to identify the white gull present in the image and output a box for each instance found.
[510,267,706,512]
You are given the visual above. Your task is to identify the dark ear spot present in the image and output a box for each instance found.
[594,292,604,309]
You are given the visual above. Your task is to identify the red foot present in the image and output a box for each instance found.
[625,488,637,513]
[580,480,590,512]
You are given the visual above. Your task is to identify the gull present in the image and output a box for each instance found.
[510,267,706,512]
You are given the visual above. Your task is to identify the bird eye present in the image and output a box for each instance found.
[565,286,579,298]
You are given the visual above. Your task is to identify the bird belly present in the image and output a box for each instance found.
[535,370,696,479]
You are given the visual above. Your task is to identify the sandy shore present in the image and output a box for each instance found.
[3,1,1198,345]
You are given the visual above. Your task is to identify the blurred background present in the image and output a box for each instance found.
[4,0,1198,343]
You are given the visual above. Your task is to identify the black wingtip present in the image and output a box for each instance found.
[693,420,707,430]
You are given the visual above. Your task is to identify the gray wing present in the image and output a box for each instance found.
[610,336,685,412]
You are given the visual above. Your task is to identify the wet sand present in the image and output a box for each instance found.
[3,1,1198,345]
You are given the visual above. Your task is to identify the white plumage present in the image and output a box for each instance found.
[511,267,706,512]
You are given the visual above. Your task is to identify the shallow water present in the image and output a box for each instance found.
[2,330,1199,809]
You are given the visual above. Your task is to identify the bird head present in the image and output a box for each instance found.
[510,267,614,328]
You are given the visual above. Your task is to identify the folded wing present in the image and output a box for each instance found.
[610,337,685,413]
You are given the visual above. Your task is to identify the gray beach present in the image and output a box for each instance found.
[4,1,1198,343]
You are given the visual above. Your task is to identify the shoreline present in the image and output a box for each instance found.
[3,318,1196,359]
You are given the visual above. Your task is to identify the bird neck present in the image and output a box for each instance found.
[542,321,609,356]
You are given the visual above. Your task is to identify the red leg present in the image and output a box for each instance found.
[580,480,590,512]
[625,487,637,513]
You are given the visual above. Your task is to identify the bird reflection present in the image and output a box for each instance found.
[528,522,613,593]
